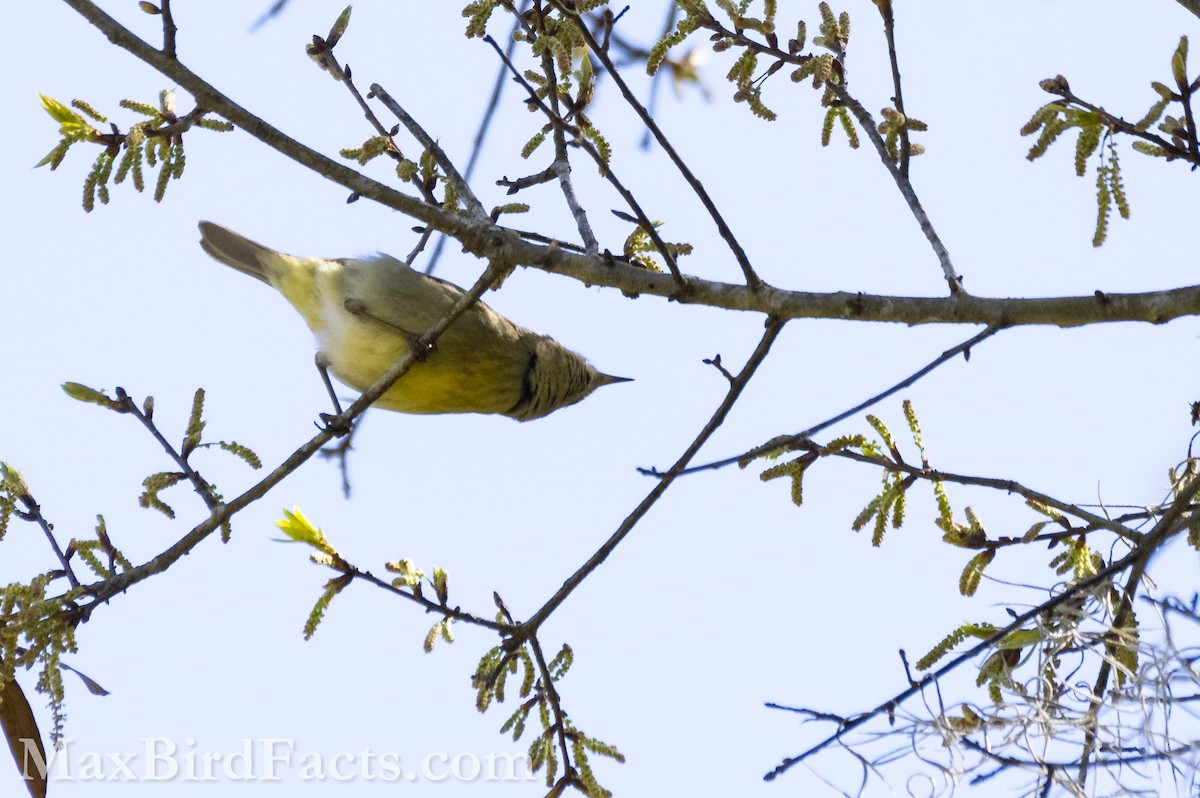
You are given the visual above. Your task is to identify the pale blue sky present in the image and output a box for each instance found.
[4,2,1200,795]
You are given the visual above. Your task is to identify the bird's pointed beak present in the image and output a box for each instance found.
[596,373,633,387]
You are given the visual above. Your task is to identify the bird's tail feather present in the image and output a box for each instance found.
[198,221,276,284]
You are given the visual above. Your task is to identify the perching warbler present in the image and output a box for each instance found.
[197,222,627,420]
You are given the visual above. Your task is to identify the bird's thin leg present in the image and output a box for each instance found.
[315,351,345,415]
[315,352,353,436]
[343,298,435,360]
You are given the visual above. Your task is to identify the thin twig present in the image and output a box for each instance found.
[529,636,575,782]
[349,564,505,631]
[482,34,685,283]
[369,84,486,218]
[317,414,361,498]
[877,1,910,177]
[1176,0,1200,20]
[118,389,222,512]
[960,731,1200,770]
[522,317,785,632]
[503,226,588,252]
[697,16,962,294]
[312,41,460,214]
[1076,523,1160,786]
[551,158,599,254]
[633,4,680,150]
[159,0,177,59]
[403,227,435,267]
[580,7,685,149]
[1047,85,1197,166]
[425,5,527,275]
[498,168,559,195]
[14,496,80,590]
[835,91,959,294]
[535,44,600,255]
[821,446,1142,543]
[251,0,289,32]
[671,325,1001,476]
[555,1,763,291]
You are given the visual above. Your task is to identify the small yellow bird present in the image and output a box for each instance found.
[198,222,627,421]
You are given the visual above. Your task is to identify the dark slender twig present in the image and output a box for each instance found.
[159,0,177,59]
[634,4,680,150]
[877,1,910,177]
[349,565,505,630]
[818,447,1141,543]
[403,227,435,267]
[426,5,527,275]
[528,635,575,782]
[250,0,289,31]
[506,228,590,253]
[835,92,960,293]
[553,1,763,291]
[498,166,557,193]
[669,325,1001,477]
[311,41,462,215]
[14,495,80,590]
[959,735,1200,771]
[1154,595,1200,625]
[764,703,852,724]
[369,84,486,218]
[521,317,785,633]
[572,11,688,147]
[1176,0,1200,20]
[115,388,223,512]
[1076,524,1159,786]
[697,16,962,294]
[322,54,397,141]
[533,44,600,254]
[1049,85,1198,166]
[973,520,1130,551]
[313,31,532,267]
[317,414,361,499]
[482,34,685,283]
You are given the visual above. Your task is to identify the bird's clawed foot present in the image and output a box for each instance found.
[317,411,353,437]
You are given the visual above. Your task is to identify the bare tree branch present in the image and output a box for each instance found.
[1176,0,1200,20]
[57,0,1200,331]
[667,325,1002,476]
[557,1,764,291]
[695,13,963,294]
